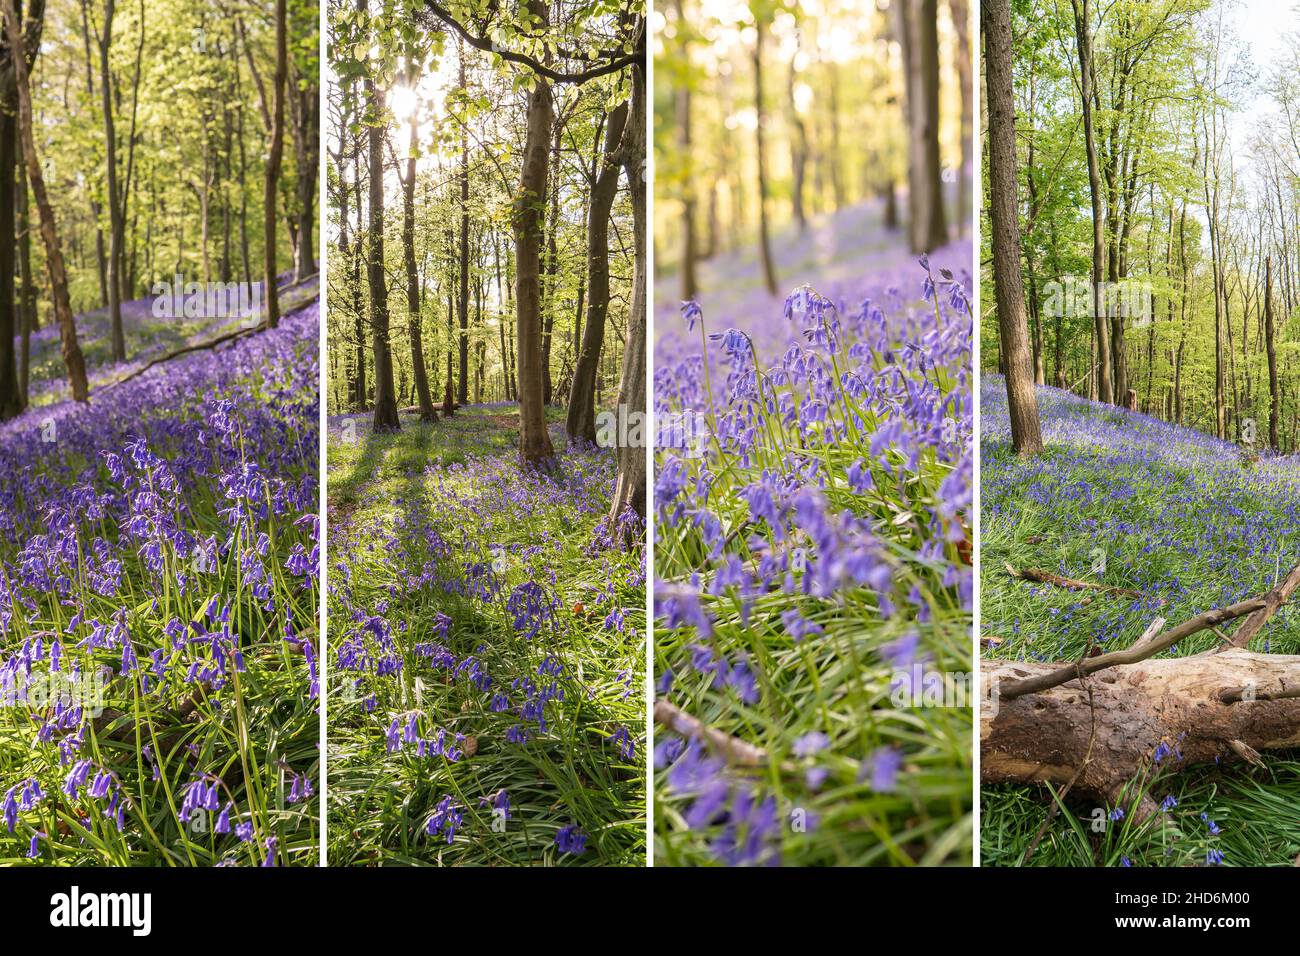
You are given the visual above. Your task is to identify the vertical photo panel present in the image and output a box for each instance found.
[323,0,648,865]
[0,0,322,865]
[651,0,975,866]
[980,0,1300,867]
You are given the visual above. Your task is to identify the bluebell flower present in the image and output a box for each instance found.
[792,731,830,758]
[555,824,587,855]
[861,746,903,793]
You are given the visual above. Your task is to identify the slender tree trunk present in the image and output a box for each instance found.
[951,0,971,236]
[0,104,20,418]
[512,0,554,464]
[17,161,35,403]
[336,120,359,408]
[540,116,561,406]
[1204,158,1225,440]
[3,0,88,402]
[984,0,1042,454]
[609,52,647,528]
[1024,65,1044,384]
[752,16,778,296]
[76,0,109,309]
[1072,0,1111,404]
[1265,255,1280,450]
[263,0,287,328]
[457,38,470,405]
[352,138,367,408]
[404,85,436,422]
[895,0,948,253]
[676,0,697,300]
[235,26,252,284]
[566,101,627,444]
[787,41,808,234]
[294,74,319,279]
[368,76,399,431]
[828,60,845,210]
[96,0,126,361]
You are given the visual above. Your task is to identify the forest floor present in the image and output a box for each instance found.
[981,377,1300,866]
[325,406,646,865]
[654,201,949,359]
[0,296,320,866]
[652,199,975,865]
[23,274,319,407]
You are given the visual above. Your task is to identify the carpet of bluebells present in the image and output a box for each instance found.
[0,296,320,866]
[22,273,310,409]
[653,208,974,866]
[981,378,1300,866]
[326,407,645,866]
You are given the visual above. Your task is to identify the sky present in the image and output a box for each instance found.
[1225,0,1295,165]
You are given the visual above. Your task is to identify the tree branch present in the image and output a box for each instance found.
[423,1,641,85]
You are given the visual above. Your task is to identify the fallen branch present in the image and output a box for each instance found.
[101,324,262,392]
[1218,682,1300,704]
[653,698,768,767]
[998,562,1300,701]
[1215,561,1300,651]
[1005,563,1159,603]
[97,278,319,394]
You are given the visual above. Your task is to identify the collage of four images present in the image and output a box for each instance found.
[1,0,1298,872]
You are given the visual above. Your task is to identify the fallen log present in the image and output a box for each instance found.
[1004,563,1160,604]
[981,650,1300,806]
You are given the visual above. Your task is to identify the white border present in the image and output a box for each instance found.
[318,1,330,870]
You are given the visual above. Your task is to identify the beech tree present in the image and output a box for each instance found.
[983,0,1042,455]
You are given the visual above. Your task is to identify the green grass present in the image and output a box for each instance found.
[326,406,646,866]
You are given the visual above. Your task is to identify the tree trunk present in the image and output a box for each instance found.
[1265,256,1280,450]
[828,60,845,210]
[95,0,127,361]
[787,42,808,234]
[1072,0,1112,404]
[17,159,35,402]
[951,0,971,236]
[0,103,20,419]
[235,25,252,284]
[1024,64,1044,385]
[263,0,287,328]
[404,84,436,422]
[983,0,1042,456]
[368,76,399,432]
[541,115,561,406]
[294,76,319,279]
[493,230,512,401]
[3,0,89,403]
[566,101,627,445]
[676,0,697,300]
[296,70,318,280]
[752,16,778,296]
[511,0,555,465]
[457,38,471,406]
[75,0,109,309]
[895,0,948,253]
[608,53,647,529]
